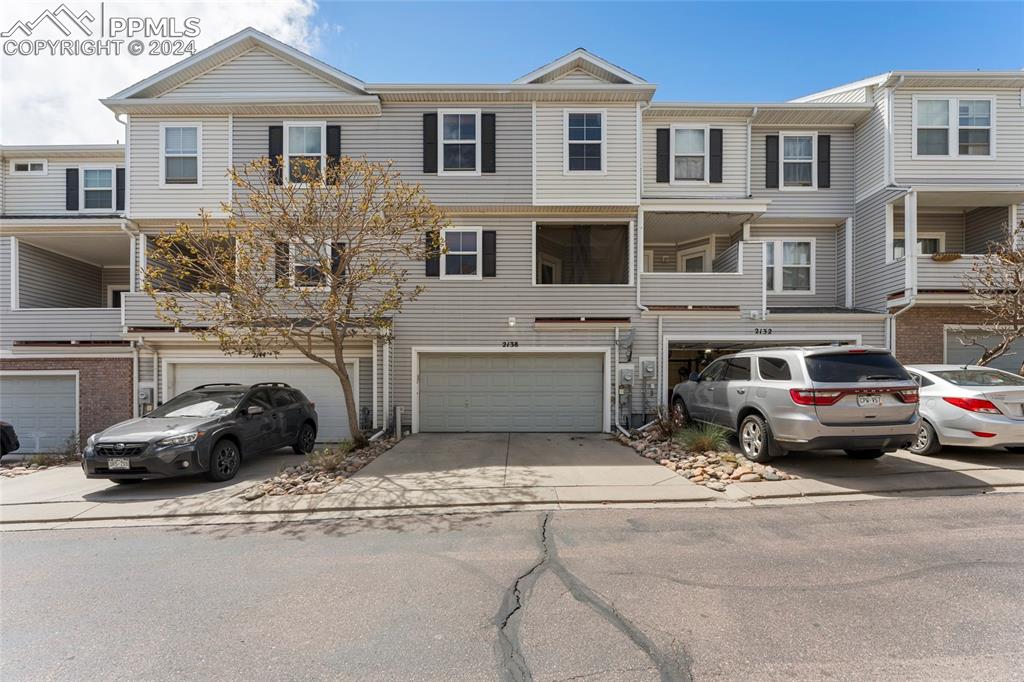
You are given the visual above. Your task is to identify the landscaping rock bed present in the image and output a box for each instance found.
[1,463,52,478]
[617,432,797,492]
[238,437,397,500]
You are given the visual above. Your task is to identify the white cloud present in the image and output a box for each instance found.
[0,0,324,144]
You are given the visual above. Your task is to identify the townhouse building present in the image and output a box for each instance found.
[1,28,1021,452]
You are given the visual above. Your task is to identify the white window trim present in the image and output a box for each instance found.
[642,249,654,273]
[158,122,203,188]
[440,227,483,281]
[106,285,130,308]
[437,109,482,177]
[283,120,327,186]
[779,131,817,191]
[676,244,712,273]
[540,253,564,284]
[79,165,116,212]
[669,124,709,185]
[911,95,996,160]
[562,109,607,175]
[893,231,946,257]
[765,238,816,295]
[531,221,633,287]
[9,159,47,175]
[288,238,333,290]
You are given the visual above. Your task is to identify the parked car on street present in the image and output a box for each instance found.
[0,421,19,457]
[905,365,1024,456]
[83,382,318,483]
[671,346,920,462]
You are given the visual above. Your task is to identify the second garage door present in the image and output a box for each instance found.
[0,374,77,453]
[946,333,1024,374]
[418,353,604,432]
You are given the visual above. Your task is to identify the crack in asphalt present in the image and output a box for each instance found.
[494,512,691,682]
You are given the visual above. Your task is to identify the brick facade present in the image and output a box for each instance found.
[0,356,133,445]
[893,305,989,365]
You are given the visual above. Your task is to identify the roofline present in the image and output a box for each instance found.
[107,27,366,100]
[648,101,873,111]
[789,73,889,102]
[365,82,656,92]
[0,144,124,152]
[792,70,1024,102]
[512,47,648,85]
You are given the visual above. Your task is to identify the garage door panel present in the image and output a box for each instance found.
[0,375,77,453]
[419,353,603,432]
[946,334,1024,374]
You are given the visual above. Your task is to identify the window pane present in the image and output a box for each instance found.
[765,266,774,290]
[893,239,906,260]
[674,128,704,155]
[459,231,476,252]
[783,162,812,186]
[765,241,775,266]
[759,357,791,381]
[84,169,112,188]
[783,242,811,265]
[958,128,990,156]
[288,155,321,183]
[445,231,462,252]
[84,189,112,208]
[782,266,811,290]
[444,254,477,276]
[959,100,990,127]
[14,163,28,171]
[674,156,704,181]
[443,143,476,170]
[568,143,601,171]
[783,136,813,160]
[442,114,475,142]
[918,238,940,255]
[917,129,949,155]
[29,162,43,171]
[568,113,601,141]
[165,127,197,154]
[684,255,704,272]
[289,126,321,154]
[916,99,949,126]
[165,157,198,183]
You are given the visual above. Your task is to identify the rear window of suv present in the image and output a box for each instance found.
[805,352,910,383]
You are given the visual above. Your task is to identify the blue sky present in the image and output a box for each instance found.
[315,1,1024,100]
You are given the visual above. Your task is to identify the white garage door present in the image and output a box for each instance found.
[418,353,604,432]
[169,362,357,442]
[0,374,77,453]
[946,333,1024,374]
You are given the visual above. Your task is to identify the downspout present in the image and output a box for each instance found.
[614,327,629,437]
[131,340,139,418]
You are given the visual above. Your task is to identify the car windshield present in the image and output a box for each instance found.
[146,390,246,418]
[805,352,910,383]
[932,369,1024,387]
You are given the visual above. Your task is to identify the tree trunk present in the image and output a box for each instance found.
[333,363,367,449]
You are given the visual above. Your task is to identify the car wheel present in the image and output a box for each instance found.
[739,414,781,463]
[671,397,690,425]
[206,439,241,482]
[293,423,317,455]
[908,421,941,456]
[1006,447,1024,454]
[845,449,885,459]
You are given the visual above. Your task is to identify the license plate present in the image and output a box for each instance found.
[108,457,130,470]
[857,394,882,408]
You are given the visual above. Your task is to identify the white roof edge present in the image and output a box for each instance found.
[789,73,890,103]
[649,101,873,110]
[0,144,124,153]
[107,27,366,101]
[512,48,647,85]
[365,83,656,92]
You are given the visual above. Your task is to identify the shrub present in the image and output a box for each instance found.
[675,423,729,452]
[651,406,685,441]
[306,442,354,471]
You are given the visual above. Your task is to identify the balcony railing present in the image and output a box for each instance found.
[916,254,983,291]
[1,308,124,344]
[640,241,764,310]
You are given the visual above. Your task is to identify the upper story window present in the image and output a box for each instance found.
[764,239,814,293]
[81,168,114,210]
[441,228,481,279]
[671,127,707,182]
[564,111,604,173]
[284,122,325,184]
[10,160,47,175]
[439,110,481,175]
[780,133,815,189]
[161,124,200,186]
[913,96,994,158]
[535,224,629,285]
[286,239,345,288]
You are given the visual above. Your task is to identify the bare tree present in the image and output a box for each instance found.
[144,157,448,447]
[956,218,1024,373]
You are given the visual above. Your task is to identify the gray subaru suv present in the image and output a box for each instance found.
[83,382,318,483]
[671,346,920,462]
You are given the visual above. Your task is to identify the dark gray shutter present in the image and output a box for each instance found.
[115,168,125,211]
[65,168,79,210]
[655,129,670,183]
[709,128,723,183]
[326,125,341,170]
[765,135,779,189]
[274,242,289,285]
[269,126,284,184]
[423,113,438,173]
[425,231,440,277]
[482,113,496,173]
[331,242,345,278]
[817,134,831,189]
[482,230,496,277]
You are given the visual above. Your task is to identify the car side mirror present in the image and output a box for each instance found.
[689,372,702,383]
[246,405,264,416]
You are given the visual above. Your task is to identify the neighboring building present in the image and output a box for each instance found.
[1,28,1021,450]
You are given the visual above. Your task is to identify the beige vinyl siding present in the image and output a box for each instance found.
[100,267,130,292]
[751,127,854,219]
[749,225,838,308]
[534,104,638,205]
[231,104,532,205]
[1,158,123,215]
[894,210,966,252]
[804,88,869,104]
[644,236,716,273]
[641,119,748,198]
[18,242,101,308]
[639,241,764,312]
[854,86,888,201]
[853,188,907,310]
[965,205,1013,253]
[836,220,848,306]
[552,70,614,85]
[893,89,1024,183]
[155,47,360,100]
[128,116,230,219]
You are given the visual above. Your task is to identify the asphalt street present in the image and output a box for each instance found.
[2,494,1023,681]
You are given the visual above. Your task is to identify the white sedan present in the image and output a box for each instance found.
[906,365,1024,455]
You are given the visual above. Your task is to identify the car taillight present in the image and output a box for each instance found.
[894,389,919,403]
[972,431,997,438]
[790,388,843,406]
[942,397,1001,414]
